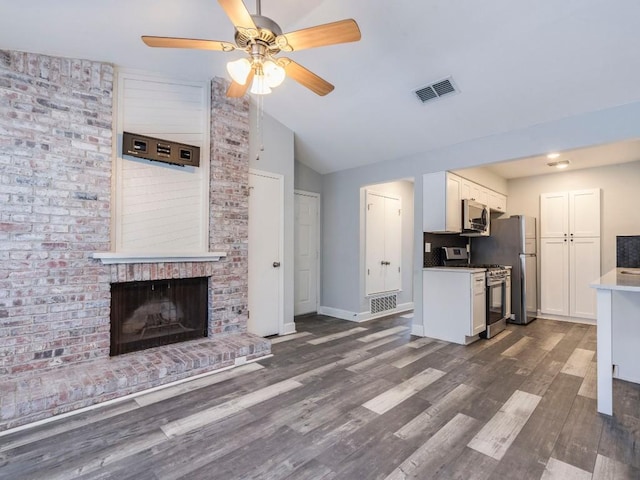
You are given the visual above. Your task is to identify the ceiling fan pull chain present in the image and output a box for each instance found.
[256,95,265,160]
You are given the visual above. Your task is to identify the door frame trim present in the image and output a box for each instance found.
[249,169,285,335]
[294,189,321,315]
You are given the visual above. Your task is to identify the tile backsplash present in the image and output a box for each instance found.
[617,235,640,268]
[424,233,468,267]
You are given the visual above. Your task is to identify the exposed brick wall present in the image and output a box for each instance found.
[0,52,252,375]
[0,50,114,376]
[209,78,251,335]
[0,51,263,430]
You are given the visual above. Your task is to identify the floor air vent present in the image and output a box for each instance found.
[370,294,397,314]
[414,77,458,104]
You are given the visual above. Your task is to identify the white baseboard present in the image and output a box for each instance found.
[357,302,414,323]
[317,306,360,321]
[318,302,414,323]
[535,312,596,325]
[411,323,425,337]
[281,322,297,335]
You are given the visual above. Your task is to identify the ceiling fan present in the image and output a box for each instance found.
[141,0,361,97]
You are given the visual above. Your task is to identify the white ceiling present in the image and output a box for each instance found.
[486,138,640,179]
[2,0,640,174]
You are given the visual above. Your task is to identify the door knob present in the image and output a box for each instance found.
[273,262,281,268]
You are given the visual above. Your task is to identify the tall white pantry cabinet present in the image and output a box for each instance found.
[540,189,601,319]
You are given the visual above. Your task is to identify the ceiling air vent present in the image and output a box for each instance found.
[414,77,459,104]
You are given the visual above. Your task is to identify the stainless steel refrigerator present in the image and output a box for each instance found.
[471,215,537,325]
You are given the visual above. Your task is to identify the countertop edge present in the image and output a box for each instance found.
[591,268,640,292]
[424,267,487,273]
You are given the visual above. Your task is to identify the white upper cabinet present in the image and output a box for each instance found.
[460,178,487,204]
[540,191,569,237]
[487,189,507,214]
[424,171,508,232]
[570,189,601,237]
[540,189,600,238]
[423,172,462,233]
[461,177,504,212]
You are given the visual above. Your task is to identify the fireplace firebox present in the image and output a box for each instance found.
[110,277,208,356]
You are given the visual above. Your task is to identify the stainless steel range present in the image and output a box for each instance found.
[442,247,511,338]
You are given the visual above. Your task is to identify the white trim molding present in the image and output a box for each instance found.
[92,252,226,265]
[282,322,297,336]
[319,302,414,323]
[411,323,425,337]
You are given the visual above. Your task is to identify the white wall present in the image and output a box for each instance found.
[294,160,323,194]
[320,99,640,335]
[357,180,414,314]
[249,105,295,332]
[507,160,640,276]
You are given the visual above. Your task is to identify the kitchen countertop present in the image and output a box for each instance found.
[591,267,640,292]
[424,267,487,273]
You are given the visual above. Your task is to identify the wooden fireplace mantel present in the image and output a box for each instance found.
[91,252,227,265]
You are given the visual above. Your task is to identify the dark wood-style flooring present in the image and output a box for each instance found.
[1,314,639,479]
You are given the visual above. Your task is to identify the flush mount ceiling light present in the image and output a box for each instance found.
[547,152,561,159]
[141,0,361,97]
[547,159,571,169]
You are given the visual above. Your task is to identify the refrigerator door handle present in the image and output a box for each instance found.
[519,254,527,324]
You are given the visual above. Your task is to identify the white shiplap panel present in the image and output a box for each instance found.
[124,78,204,101]
[116,71,209,253]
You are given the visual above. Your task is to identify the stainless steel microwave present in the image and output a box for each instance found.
[461,199,489,236]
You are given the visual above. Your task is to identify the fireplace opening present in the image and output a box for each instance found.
[110,277,208,356]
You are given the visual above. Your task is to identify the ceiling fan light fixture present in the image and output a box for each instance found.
[226,57,252,85]
[250,72,272,95]
[263,60,285,88]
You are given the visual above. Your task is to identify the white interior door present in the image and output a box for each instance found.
[365,190,402,295]
[365,191,386,295]
[248,171,283,336]
[294,191,319,315]
[384,196,402,292]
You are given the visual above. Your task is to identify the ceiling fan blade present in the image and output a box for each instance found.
[218,0,258,36]
[276,19,361,52]
[142,36,236,51]
[227,70,254,98]
[279,58,334,96]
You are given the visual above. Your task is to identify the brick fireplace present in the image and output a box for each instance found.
[0,50,270,431]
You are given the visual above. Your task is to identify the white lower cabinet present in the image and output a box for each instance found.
[540,236,600,319]
[569,237,601,318]
[423,269,486,345]
[540,238,570,316]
